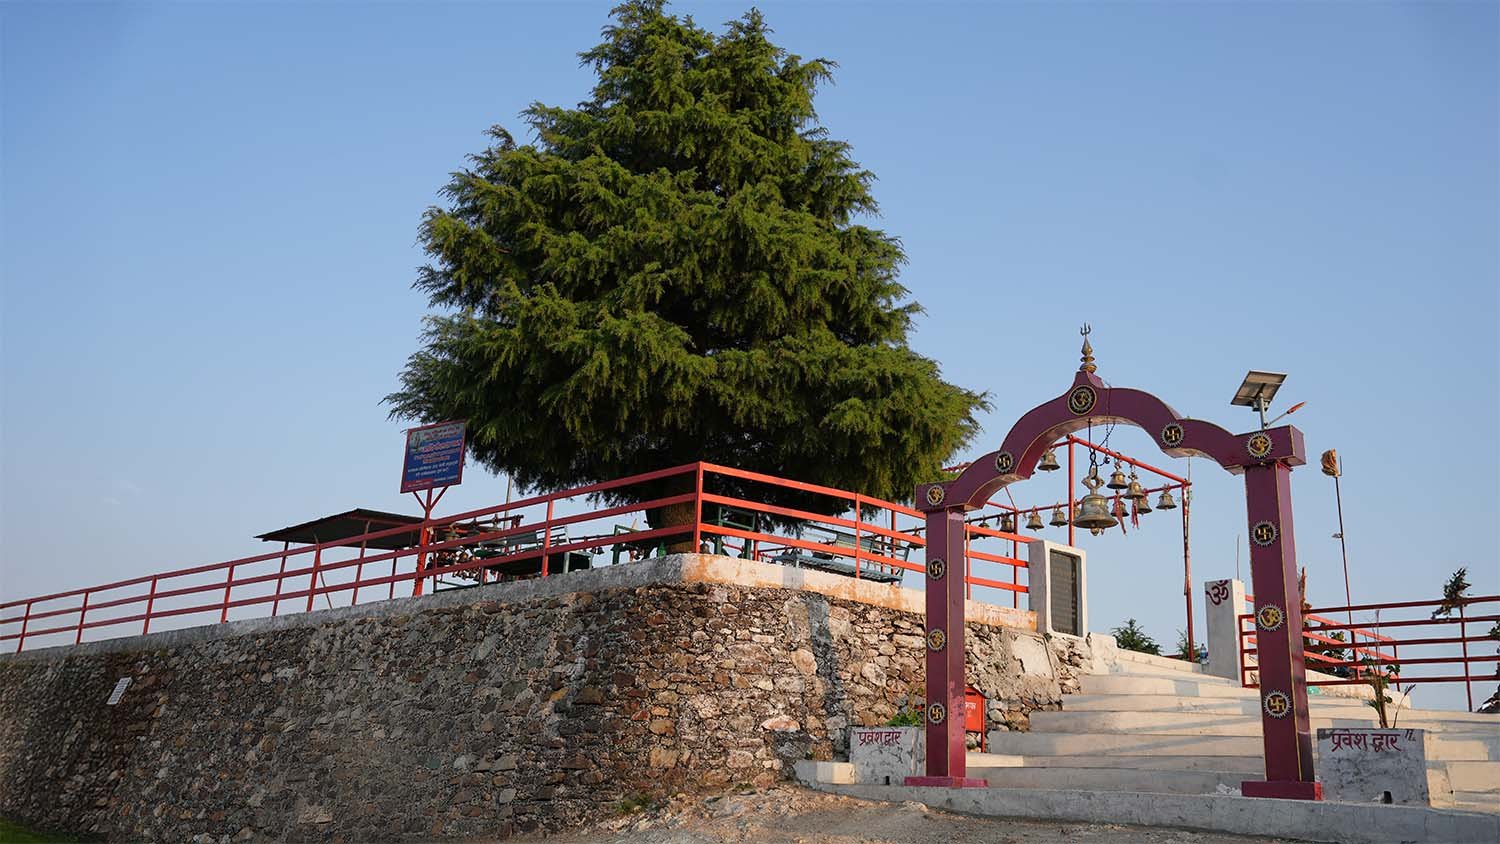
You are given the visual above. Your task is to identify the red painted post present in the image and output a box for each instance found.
[412,489,434,597]
[76,591,90,645]
[905,505,985,787]
[542,499,554,576]
[220,565,234,623]
[693,465,705,554]
[1240,462,1320,800]
[15,600,31,653]
[143,577,158,635]
[1183,485,1194,658]
[272,542,289,617]
[853,493,862,581]
[964,532,972,601]
[1067,439,1076,547]
[305,546,323,614]
[351,520,370,607]
[1459,602,1473,711]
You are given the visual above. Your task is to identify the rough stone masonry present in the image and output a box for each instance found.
[0,555,1101,842]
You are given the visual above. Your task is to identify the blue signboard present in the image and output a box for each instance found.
[401,421,466,493]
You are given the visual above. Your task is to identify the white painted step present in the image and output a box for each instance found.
[966,765,1243,795]
[1080,674,1261,698]
[1065,693,1388,715]
[1032,710,1500,738]
[1113,649,1205,675]
[1446,761,1500,793]
[986,730,1262,758]
[967,753,1263,773]
[987,729,1499,762]
[1455,792,1500,812]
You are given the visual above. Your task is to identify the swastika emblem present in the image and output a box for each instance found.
[1251,520,1278,547]
[924,485,946,506]
[926,557,946,580]
[927,628,947,652]
[1263,691,1291,719]
[1161,423,1185,449]
[1256,604,1285,631]
[1247,432,1274,460]
[1068,386,1097,416]
[994,451,1016,474]
[928,702,947,724]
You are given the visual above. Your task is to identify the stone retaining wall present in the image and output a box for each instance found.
[0,555,1092,842]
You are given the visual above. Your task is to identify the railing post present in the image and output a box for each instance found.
[143,577,158,635]
[389,559,397,601]
[305,546,323,614]
[220,565,234,623]
[272,542,289,617]
[853,493,862,581]
[542,499,554,576]
[693,464,704,554]
[1459,601,1473,711]
[16,600,32,653]
[351,521,370,607]
[76,591,90,645]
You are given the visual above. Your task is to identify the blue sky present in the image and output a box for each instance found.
[2,2,1496,703]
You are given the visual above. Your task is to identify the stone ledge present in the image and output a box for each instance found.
[1,554,1033,663]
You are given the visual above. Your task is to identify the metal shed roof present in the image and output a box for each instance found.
[255,508,424,550]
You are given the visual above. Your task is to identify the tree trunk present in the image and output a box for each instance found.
[646,499,699,554]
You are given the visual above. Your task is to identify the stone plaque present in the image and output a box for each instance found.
[849,727,924,785]
[1316,727,1433,805]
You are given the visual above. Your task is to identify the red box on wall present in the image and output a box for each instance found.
[964,685,986,751]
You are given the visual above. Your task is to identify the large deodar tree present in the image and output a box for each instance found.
[389,0,985,524]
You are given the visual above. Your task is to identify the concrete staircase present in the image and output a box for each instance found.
[975,649,1500,811]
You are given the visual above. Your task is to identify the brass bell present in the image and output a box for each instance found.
[1049,506,1068,527]
[1135,494,1152,515]
[1107,461,1129,490]
[1111,497,1128,519]
[1025,511,1045,531]
[1071,468,1119,531]
[1125,470,1147,502]
[999,513,1017,533]
[1156,488,1178,510]
[1038,448,1061,472]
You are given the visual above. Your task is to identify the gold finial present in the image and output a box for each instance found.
[1079,324,1096,373]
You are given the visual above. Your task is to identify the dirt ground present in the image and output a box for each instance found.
[506,786,1293,844]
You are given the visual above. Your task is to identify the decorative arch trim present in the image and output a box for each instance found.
[918,371,1306,512]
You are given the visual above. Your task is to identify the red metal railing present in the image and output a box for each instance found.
[1238,593,1500,709]
[0,462,1030,653]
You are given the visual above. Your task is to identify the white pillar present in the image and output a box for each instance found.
[1028,540,1087,638]
[1203,577,1247,681]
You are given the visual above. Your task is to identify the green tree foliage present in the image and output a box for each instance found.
[1432,567,1471,619]
[387,1,985,519]
[1112,619,1161,655]
[1309,629,1353,679]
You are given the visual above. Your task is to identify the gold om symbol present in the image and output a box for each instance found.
[1068,386,1096,415]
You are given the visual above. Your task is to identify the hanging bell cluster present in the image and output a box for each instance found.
[1071,463,1119,532]
[1037,448,1061,472]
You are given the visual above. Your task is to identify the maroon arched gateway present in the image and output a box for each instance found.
[909,334,1321,801]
